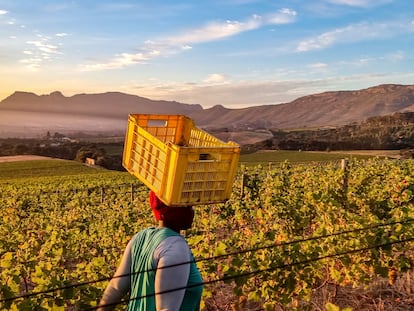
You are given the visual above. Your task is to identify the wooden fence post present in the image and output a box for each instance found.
[241,173,246,198]
[341,158,349,196]
[101,187,105,203]
[341,159,348,190]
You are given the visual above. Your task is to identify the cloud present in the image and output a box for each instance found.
[204,73,229,84]
[20,35,64,70]
[388,50,404,62]
[127,78,321,108]
[80,53,151,71]
[168,19,260,45]
[27,40,60,54]
[125,71,414,108]
[337,52,405,68]
[43,3,75,12]
[154,8,296,46]
[0,9,8,15]
[55,33,68,37]
[79,8,297,71]
[97,3,140,11]
[326,0,392,7]
[19,57,42,71]
[308,62,328,69]
[296,20,414,52]
[267,8,297,24]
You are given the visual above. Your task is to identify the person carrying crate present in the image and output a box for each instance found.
[97,191,203,311]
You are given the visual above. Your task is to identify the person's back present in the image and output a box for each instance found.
[127,227,203,310]
[97,191,203,311]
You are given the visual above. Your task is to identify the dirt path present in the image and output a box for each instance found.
[0,155,54,163]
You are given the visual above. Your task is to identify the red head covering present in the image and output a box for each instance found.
[149,191,194,230]
[149,190,169,221]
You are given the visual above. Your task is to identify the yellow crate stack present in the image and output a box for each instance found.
[123,114,240,206]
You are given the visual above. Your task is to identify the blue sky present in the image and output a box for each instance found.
[0,0,413,108]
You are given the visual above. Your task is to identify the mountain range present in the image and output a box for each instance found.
[1,84,414,144]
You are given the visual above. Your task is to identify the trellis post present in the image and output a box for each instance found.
[341,158,349,195]
[101,187,105,203]
[130,184,134,202]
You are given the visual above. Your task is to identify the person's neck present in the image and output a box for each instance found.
[158,221,181,233]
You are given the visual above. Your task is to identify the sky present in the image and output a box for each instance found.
[0,0,413,108]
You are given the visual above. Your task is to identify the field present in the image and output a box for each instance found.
[1,152,414,310]
[239,150,376,165]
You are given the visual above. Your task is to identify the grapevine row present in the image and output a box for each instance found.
[1,158,414,310]
[3,218,414,306]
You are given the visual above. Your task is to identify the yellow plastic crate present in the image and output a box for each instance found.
[123,114,240,206]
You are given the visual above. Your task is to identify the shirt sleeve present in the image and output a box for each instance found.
[154,236,191,311]
[97,236,134,311]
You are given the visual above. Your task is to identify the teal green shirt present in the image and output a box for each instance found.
[126,227,203,311]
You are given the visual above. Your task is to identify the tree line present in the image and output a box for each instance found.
[3,111,414,168]
[0,137,125,171]
[244,112,414,155]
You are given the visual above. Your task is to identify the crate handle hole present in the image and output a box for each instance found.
[148,120,168,127]
[199,153,215,161]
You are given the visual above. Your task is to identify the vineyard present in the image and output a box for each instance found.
[1,158,414,310]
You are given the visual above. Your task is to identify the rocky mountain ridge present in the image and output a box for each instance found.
[0,91,202,117]
[1,84,413,140]
[193,84,414,130]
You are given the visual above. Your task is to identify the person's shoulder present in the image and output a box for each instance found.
[157,235,189,252]
[155,236,191,262]
[164,235,186,244]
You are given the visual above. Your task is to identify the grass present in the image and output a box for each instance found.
[239,150,376,165]
[0,149,397,181]
[0,159,106,181]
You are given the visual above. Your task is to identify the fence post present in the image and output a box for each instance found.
[341,159,348,190]
[101,187,105,203]
[341,158,349,198]
[241,173,246,198]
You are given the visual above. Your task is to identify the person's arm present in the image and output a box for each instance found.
[97,237,134,311]
[154,236,191,311]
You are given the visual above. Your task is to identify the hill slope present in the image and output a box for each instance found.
[192,84,414,129]
[1,84,413,139]
[0,91,202,117]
